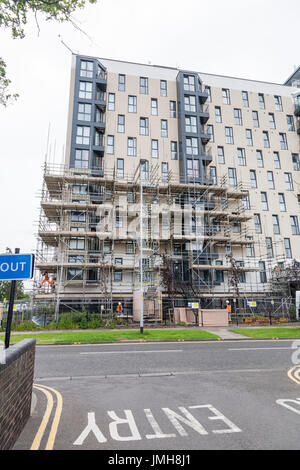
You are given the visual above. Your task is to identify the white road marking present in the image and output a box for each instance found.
[276,399,300,415]
[80,349,183,355]
[228,347,294,351]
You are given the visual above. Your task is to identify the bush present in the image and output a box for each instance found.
[289,305,296,320]
[88,319,101,329]
[79,316,88,329]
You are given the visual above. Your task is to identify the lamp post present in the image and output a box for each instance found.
[139,162,144,335]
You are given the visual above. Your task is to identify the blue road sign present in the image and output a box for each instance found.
[0,254,34,281]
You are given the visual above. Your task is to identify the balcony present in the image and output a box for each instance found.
[199,104,210,124]
[95,70,107,90]
[295,102,300,116]
[199,125,211,144]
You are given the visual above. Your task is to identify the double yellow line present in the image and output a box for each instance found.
[30,384,63,450]
[287,366,300,386]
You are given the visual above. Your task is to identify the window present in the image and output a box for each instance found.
[256,150,264,167]
[272,215,280,234]
[94,130,103,147]
[298,195,300,211]
[242,195,250,210]
[210,166,217,184]
[225,127,234,144]
[254,214,262,233]
[234,108,242,125]
[263,131,270,148]
[246,237,255,257]
[126,241,134,254]
[268,115,277,132]
[184,95,196,112]
[116,159,124,178]
[80,60,93,78]
[218,146,225,164]
[274,95,283,111]
[186,137,198,155]
[266,237,274,258]
[68,255,84,263]
[184,75,195,92]
[258,93,265,109]
[161,162,169,182]
[279,193,286,212]
[287,115,295,131]
[76,126,90,145]
[74,149,89,169]
[140,117,149,135]
[246,129,253,146]
[151,139,159,158]
[170,101,176,118]
[267,171,275,189]
[71,210,86,222]
[242,91,249,107]
[114,271,122,282]
[215,106,222,123]
[161,119,168,137]
[79,81,92,100]
[117,114,125,133]
[106,135,114,154]
[249,170,257,188]
[115,216,123,228]
[140,77,148,94]
[171,141,178,160]
[222,88,230,104]
[293,154,300,171]
[151,98,158,115]
[128,95,137,113]
[187,159,200,178]
[118,74,125,91]
[291,216,300,235]
[127,137,136,156]
[67,268,83,280]
[141,160,149,180]
[252,111,259,127]
[261,192,268,211]
[279,133,288,150]
[185,116,197,133]
[205,86,211,102]
[273,152,281,169]
[233,221,241,233]
[259,261,267,283]
[160,80,167,96]
[107,93,115,111]
[285,172,293,190]
[284,238,292,258]
[114,258,123,265]
[207,124,214,142]
[238,148,246,166]
[228,168,237,187]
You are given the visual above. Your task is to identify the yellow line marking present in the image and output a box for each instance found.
[287,366,300,386]
[30,385,54,450]
[30,384,63,450]
[41,384,63,450]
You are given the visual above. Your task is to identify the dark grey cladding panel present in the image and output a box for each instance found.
[69,55,107,170]
[176,71,210,184]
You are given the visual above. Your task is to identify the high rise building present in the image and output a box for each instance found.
[34,55,300,320]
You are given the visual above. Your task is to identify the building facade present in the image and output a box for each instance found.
[34,55,300,319]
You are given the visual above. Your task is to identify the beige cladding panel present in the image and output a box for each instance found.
[105,72,180,177]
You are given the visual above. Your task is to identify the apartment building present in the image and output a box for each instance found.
[34,55,300,319]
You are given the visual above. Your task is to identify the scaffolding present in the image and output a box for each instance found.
[32,158,299,323]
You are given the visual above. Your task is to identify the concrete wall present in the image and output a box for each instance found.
[0,339,36,450]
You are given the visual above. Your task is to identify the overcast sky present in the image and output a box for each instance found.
[0,0,299,286]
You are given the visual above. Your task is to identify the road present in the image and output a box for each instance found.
[14,339,300,451]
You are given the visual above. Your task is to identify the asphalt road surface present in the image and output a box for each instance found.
[14,339,300,451]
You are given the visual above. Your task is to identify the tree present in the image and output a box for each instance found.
[0,280,30,301]
[0,0,97,106]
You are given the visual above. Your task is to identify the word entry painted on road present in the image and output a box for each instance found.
[0,254,34,280]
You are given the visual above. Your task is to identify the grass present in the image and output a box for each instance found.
[230,328,300,339]
[0,329,219,344]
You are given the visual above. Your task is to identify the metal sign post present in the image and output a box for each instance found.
[0,249,34,349]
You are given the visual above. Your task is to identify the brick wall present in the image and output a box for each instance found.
[0,339,36,450]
